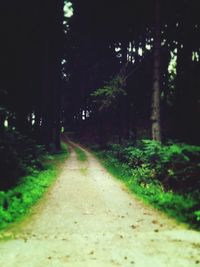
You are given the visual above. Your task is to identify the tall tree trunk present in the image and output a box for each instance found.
[151,0,162,142]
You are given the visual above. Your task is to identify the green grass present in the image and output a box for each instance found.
[74,146,87,162]
[93,150,199,230]
[0,143,69,231]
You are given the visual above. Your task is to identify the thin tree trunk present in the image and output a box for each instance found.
[121,41,128,64]
[151,0,162,142]
[0,113,5,136]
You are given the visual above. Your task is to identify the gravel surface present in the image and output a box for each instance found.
[0,144,200,267]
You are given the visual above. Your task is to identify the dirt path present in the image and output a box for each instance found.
[0,143,200,267]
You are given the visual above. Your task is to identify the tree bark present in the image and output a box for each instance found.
[151,0,162,142]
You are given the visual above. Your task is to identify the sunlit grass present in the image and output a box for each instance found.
[0,143,69,231]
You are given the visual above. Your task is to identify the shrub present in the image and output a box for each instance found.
[0,142,68,230]
[105,140,200,195]
[0,128,45,190]
[94,140,200,227]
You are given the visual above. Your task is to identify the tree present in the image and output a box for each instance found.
[91,69,127,143]
[151,0,162,142]
[0,0,64,150]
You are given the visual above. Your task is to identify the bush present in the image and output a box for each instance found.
[94,140,200,227]
[0,128,45,190]
[105,140,200,195]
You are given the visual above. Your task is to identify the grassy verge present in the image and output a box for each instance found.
[0,143,69,231]
[93,149,200,230]
[74,146,87,162]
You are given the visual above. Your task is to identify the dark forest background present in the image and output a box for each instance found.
[0,0,200,199]
[1,0,200,147]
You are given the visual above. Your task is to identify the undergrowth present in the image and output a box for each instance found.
[0,143,69,230]
[91,140,200,229]
[0,128,45,190]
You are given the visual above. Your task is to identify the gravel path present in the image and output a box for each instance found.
[0,144,200,267]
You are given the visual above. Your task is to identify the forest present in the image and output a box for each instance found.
[0,0,200,229]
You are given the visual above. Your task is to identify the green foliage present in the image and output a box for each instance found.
[0,143,69,230]
[194,211,200,221]
[0,128,45,190]
[93,140,200,228]
[91,73,127,111]
[106,140,200,194]
[74,147,87,162]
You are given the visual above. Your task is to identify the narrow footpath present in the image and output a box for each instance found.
[0,144,200,267]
